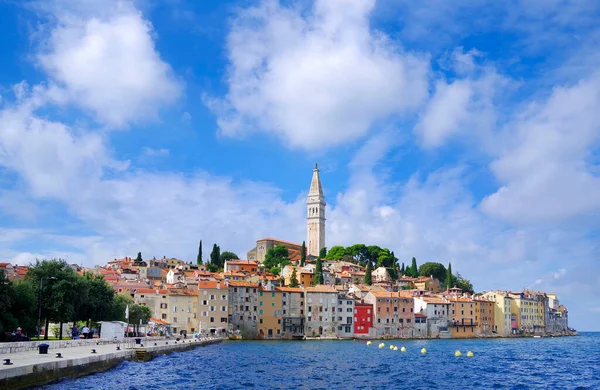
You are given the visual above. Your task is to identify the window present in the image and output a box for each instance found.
[260,301,263,306]
[260,310,263,315]
[162,314,167,319]
[260,319,263,324]
[174,317,178,322]
[347,317,352,324]
[210,317,215,323]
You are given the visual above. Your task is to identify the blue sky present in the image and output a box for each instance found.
[0,0,599,330]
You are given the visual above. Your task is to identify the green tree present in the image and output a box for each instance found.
[11,280,38,335]
[129,304,152,335]
[263,245,290,269]
[270,266,281,276]
[106,293,133,322]
[410,257,419,277]
[377,248,394,268]
[319,247,327,258]
[400,263,405,275]
[220,251,239,264]
[326,246,346,260]
[210,244,221,268]
[26,259,81,340]
[0,270,16,335]
[364,261,373,285]
[314,257,324,285]
[197,240,203,265]
[446,263,454,290]
[289,268,299,287]
[418,262,447,284]
[455,273,474,294]
[347,244,368,264]
[81,273,115,326]
[366,245,382,267]
[135,252,143,264]
[300,241,306,266]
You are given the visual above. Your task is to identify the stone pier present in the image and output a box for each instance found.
[0,337,223,389]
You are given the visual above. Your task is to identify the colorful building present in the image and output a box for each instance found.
[353,302,374,337]
[258,284,283,339]
[304,285,338,338]
[197,280,228,336]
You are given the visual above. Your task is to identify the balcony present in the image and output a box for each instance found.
[452,320,478,327]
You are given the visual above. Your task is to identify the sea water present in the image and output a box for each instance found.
[38,332,600,389]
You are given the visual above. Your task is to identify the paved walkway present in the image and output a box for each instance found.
[0,338,221,384]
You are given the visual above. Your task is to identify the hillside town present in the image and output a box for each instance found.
[0,165,571,340]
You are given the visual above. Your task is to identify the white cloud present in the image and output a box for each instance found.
[207,0,429,149]
[141,147,170,157]
[415,48,508,148]
[37,1,182,127]
[481,72,600,223]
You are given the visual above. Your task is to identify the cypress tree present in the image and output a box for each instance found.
[290,268,299,288]
[446,262,453,290]
[411,257,418,277]
[319,247,327,259]
[314,258,324,285]
[135,252,142,264]
[364,261,373,285]
[300,241,306,267]
[401,262,405,275]
[197,240,203,265]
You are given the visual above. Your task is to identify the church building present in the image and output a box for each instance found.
[247,164,327,263]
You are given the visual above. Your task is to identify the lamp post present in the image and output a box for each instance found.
[37,276,57,340]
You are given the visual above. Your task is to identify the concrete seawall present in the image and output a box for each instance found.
[0,338,222,389]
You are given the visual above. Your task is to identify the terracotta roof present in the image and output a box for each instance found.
[304,285,337,293]
[415,313,427,317]
[149,317,170,325]
[0,263,11,267]
[226,260,258,265]
[370,291,397,298]
[257,238,302,248]
[421,297,449,304]
[276,287,304,293]
[198,280,224,289]
[227,281,259,287]
[135,288,169,295]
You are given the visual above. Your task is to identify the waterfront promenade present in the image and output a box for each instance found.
[0,337,223,389]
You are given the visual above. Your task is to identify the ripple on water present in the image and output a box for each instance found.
[34,333,600,390]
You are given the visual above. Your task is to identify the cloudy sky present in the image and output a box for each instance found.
[0,0,599,330]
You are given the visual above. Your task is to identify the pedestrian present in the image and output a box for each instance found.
[72,324,78,340]
[81,325,90,339]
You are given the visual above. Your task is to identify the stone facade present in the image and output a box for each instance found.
[227,281,259,339]
[304,286,338,337]
[198,280,229,335]
[306,164,326,257]
[279,287,305,339]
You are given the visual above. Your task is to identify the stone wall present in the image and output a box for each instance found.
[0,336,164,354]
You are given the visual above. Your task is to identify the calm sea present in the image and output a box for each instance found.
[38,332,600,389]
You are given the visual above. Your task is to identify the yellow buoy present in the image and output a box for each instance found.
[379,343,385,349]
[390,345,394,350]
[393,346,398,351]
[455,350,461,357]
[467,351,474,357]
[421,347,427,354]
[401,346,406,352]
[367,341,372,346]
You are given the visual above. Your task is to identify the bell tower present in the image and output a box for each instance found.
[307,163,326,257]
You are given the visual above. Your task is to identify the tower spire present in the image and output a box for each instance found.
[307,163,326,257]
[309,163,323,197]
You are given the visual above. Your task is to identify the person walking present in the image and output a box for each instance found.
[81,325,90,339]
[72,324,79,340]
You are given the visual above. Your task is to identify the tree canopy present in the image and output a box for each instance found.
[263,245,290,269]
[418,262,447,284]
[319,247,327,258]
[314,258,324,285]
[220,251,239,264]
[289,268,299,287]
[197,240,203,265]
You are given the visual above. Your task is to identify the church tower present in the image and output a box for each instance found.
[307,163,326,257]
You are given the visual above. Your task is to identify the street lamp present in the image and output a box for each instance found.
[37,276,58,340]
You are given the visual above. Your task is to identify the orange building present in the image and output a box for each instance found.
[474,297,495,335]
[449,296,477,338]
[258,285,283,338]
[224,260,259,274]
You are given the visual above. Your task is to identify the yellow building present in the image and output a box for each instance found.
[197,280,229,336]
[168,288,199,336]
[448,297,477,338]
[474,297,495,335]
[299,270,315,287]
[508,291,544,334]
[258,285,283,338]
[482,291,513,336]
